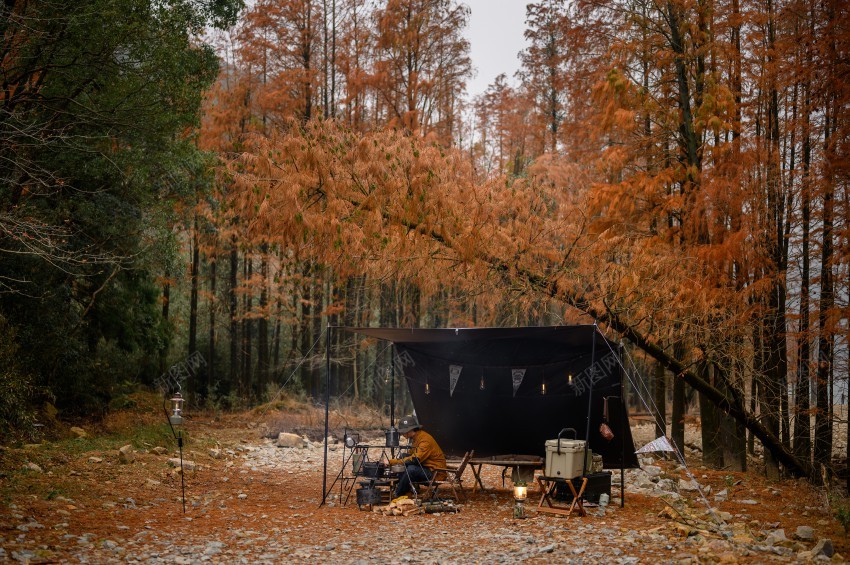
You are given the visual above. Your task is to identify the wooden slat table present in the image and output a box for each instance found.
[468,455,544,493]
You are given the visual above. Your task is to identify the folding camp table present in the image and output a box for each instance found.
[469,455,544,492]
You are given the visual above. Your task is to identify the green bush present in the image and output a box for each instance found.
[0,315,43,444]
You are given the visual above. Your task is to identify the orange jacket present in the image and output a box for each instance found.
[391,429,447,475]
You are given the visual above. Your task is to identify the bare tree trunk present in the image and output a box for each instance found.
[188,215,200,398]
[229,237,238,404]
[257,248,269,401]
[653,361,667,439]
[160,267,171,374]
[208,255,216,404]
[700,363,724,468]
[242,255,253,401]
[815,102,834,470]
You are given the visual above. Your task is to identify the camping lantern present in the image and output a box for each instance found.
[513,483,528,519]
[169,392,184,426]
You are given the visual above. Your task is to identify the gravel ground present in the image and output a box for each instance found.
[1,416,848,564]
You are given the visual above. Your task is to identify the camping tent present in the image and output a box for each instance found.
[343,325,639,469]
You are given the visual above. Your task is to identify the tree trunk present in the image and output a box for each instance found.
[815,103,834,470]
[653,361,667,439]
[229,238,239,403]
[160,266,171,375]
[208,256,216,404]
[257,249,269,401]
[699,363,724,468]
[718,362,747,472]
[794,67,812,463]
[242,255,253,401]
[672,374,685,454]
[188,215,200,399]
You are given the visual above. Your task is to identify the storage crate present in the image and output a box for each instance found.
[544,438,591,479]
[553,471,612,503]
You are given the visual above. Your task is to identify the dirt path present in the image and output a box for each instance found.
[1,414,847,563]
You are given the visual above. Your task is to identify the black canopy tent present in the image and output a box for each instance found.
[320,325,640,505]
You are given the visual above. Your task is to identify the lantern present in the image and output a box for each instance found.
[169,392,184,426]
[513,483,528,519]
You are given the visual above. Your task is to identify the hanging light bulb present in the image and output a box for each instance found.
[568,373,573,386]
[479,373,485,390]
[541,382,547,395]
[425,382,430,395]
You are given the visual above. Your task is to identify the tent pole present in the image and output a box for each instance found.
[321,325,332,506]
[619,342,625,508]
[391,343,396,427]
[583,325,597,478]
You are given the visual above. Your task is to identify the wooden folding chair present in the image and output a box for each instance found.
[423,450,474,502]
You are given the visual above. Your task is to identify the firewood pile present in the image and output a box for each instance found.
[373,498,461,516]
[373,498,422,516]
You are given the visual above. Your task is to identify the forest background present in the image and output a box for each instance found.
[2,0,849,486]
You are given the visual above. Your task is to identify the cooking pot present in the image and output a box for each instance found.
[356,487,383,507]
[360,461,385,478]
[390,463,406,474]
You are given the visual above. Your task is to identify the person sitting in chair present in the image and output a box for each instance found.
[389,414,446,499]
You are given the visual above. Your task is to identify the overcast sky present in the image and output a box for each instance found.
[463,0,528,99]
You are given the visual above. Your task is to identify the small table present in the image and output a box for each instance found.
[469,455,545,493]
[535,475,587,518]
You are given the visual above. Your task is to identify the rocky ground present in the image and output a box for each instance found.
[1,405,848,564]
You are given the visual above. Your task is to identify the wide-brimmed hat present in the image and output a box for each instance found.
[397,414,420,433]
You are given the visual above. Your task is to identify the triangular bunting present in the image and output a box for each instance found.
[511,368,526,397]
[449,365,463,397]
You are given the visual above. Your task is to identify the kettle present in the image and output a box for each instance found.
[385,426,400,447]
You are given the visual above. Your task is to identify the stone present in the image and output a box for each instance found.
[151,446,168,456]
[739,499,758,505]
[24,462,43,473]
[88,457,103,464]
[678,479,699,492]
[644,465,663,477]
[794,525,815,541]
[714,489,728,502]
[69,426,87,438]
[167,458,196,471]
[276,432,304,448]
[811,539,834,558]
[209,448,222,459]
[118,445,135,464]
[657,479,676,492]
[764,529,787,547]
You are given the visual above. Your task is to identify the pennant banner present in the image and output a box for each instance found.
[635,436,676,454]
[449,365,463,397]
[511,368,526,397]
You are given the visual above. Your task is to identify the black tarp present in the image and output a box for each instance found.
[345,326,639,469]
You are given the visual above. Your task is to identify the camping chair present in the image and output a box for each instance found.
[423,450,474,502]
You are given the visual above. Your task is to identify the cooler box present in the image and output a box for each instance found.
[544,439,591,479]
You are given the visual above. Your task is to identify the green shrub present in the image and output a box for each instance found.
[0,315,44,444]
